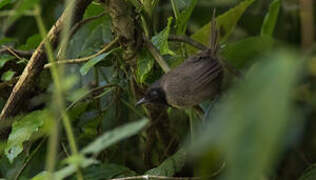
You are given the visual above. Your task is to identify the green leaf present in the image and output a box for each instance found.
[146,148,187,176]
[5,110,50,163]
[1,70,16,81]
[18,34,41,50]
[151,17,175,56]
[7,0,40,27]
[260,0,281,36]
[80,48,117,76]
[31,158,98,180]
[0,0,11,9]
[299,165,316,180]
[137,48,155,83]
[191,51,302,180]
[220,36,275,68]
[190,0,255,48]
[81,118,149,156]
[175,0,198,34]
[0,55,15,68]
[0,37,17,46]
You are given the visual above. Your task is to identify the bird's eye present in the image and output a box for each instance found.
[151,90,158,96]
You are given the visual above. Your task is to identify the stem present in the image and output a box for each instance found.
[170,0,179,19]
[34,4,79,176]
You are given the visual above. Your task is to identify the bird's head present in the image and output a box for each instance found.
[136,87,168,106]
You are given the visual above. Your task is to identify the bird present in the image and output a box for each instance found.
[136,11,224,108]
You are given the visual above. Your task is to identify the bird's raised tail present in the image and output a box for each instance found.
[209,9,218,58]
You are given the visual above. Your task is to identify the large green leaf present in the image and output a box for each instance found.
[190,0,255,47]
[18,34,41,50]
[0,0,11,9]
[80,48,117,76]
[1,70,16,81]
[220,36,275,68]
[81,118,149,155]
[146,148,187,176]
[5,110,50,163]
[152,17,175,56]
[175,0,198,34]
[260,0,281,36]
[190,51,302,180]
[136,48,155,83]
[0,55,15,68]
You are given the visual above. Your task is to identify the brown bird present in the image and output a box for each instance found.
[136,11,224,108]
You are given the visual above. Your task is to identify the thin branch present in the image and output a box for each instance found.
[45,37,119,68]
[0,46,33,58]
[70,12,106,37]
[0,39,119,90]
[2,45,23,60]
[168,35,207,50]
[144,37,170,73]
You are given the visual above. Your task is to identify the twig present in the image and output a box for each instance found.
[168,35,207,50]
[2,45,23,60]
[109,175,201,180]
[44,37,119,68]
[144,37,170,73]
[0,39,118,90]
[0,46,33,59]
[56,13,107,59]
[70,12,106,37]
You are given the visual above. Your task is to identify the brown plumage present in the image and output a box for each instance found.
[136,10,223,108]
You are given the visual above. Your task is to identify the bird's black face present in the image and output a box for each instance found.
[136,88,168,106]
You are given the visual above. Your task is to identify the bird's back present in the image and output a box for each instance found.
[161,50,223,108]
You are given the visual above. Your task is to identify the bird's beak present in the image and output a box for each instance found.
[135,97,147,106]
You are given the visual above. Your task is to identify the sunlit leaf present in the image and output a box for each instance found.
[1,70,15,81]
[152,17,175,56]
[0,55,15,68]
[81,118,149,155]
[260,0,281,36]
[5,110,50,163]
[137,48,155,83]
[175,0,198,34]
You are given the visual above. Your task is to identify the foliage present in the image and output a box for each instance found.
[0,0,315,179]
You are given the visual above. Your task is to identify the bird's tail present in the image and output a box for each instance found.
[209,9,218,57]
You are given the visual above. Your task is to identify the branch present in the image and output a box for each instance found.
[0,38,118,90]
[0,46,33,58]
[144,37,170,73]
[0,0,93,137]
[70,12,106,37]
[168,35,207,50]
[45,37,119,68]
